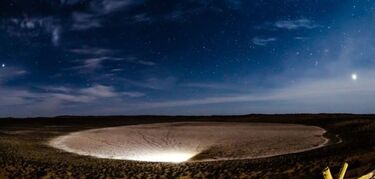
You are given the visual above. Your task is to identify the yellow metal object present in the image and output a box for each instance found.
[338,162,348,179]
[323,167,333,179]
[358,169,375,179]
[323,162,375,179]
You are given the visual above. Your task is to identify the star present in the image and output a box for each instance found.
[1,64,5,68]
[351,73,357,81]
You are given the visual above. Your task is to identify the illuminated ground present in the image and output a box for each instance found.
[49,122,328,163]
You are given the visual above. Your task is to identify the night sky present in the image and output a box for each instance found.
[1,0,375,117]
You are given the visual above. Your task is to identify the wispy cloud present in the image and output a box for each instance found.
[182,82,242,91]
[59,0,82,5]
[0,84,122,117]
[71,13,102,30]
[0,82,149,117]
[93,0,142,14]
[2,17,62,46]
[111,68,124,72]
[275,19,319,30]
[122,91,145,97]
[0,67,27,84]
[68,57,111,72]
[45,85,119,103]
[0,68,117,108]
[52,27,61,46]
[80,57,110,70]
[80,85,118,97]
[252,37,277,46]
[41,86,73,93]
[69,48,155,71]
[138,60,156,66]
[72,56,156,72]
[69,47,114,56]
[51,93,95,103]
[294,36,310,40]
[130,0,243,24]
[68,0,144,31]
[123,76,177,90]
[124,57,156,66]
[132,13,153,23]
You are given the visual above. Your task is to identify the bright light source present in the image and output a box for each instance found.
[352,73,357,81]
[123,151,195,163]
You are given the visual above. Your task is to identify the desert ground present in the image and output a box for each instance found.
[0,114,374,178]
[50,122,328,163]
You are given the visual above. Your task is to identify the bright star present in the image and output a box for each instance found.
[352,73,357,81]
[1,64,5,68]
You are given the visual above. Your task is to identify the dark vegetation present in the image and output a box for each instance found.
[0,114,374,178]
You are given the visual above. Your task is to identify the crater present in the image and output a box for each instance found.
[49,122,328,163]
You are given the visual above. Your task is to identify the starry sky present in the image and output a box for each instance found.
[1,0,375,117]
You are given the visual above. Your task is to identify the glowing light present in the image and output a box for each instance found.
[122,151,196,163]
[352,73,357,81]
[1,64,5,68]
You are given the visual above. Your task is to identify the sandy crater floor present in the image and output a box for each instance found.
[49,122,328,163]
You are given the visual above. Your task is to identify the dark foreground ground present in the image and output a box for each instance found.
[0,114,374,178]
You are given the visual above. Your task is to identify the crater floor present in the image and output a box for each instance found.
[49,122,328,163]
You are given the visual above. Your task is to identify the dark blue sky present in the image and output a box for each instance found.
[0,0,375,117]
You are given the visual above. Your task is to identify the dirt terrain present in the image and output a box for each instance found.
[0,114,374,178]
[50,122,328,163]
